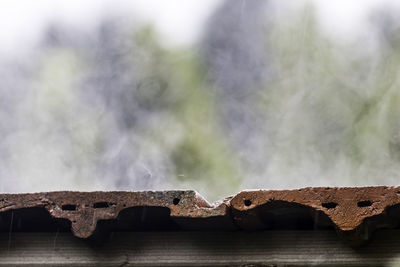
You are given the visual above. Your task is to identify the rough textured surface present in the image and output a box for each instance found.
[0,191,228,238]
[230,187,400,229]
[0,187,400,244]
[230,187,400,245]
[2,230,400,266]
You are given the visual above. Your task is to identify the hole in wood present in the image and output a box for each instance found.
[322,202,337,209]
[173,198,180,205]
[62,204,76,211]
[93,202,116,209]
[244,199,252,206]
[357,200,372,207]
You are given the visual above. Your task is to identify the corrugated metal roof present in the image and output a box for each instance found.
[0,186,399,245]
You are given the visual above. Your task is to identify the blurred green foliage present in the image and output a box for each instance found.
[8,2,400,201]
[26,23,241,200]
[254,4,400,185]
[133,26,241,199]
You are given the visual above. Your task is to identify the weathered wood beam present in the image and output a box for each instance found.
[0,230,399,266]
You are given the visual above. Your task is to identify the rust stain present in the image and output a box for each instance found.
[0,186,399,244]
[0,191,228,238]
[230,187,400,232]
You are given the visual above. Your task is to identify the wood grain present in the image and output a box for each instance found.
[0,230,399,266]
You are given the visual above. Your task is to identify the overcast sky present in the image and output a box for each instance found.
[0,0,399,53]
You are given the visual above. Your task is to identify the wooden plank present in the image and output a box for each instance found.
[0,230,399,266]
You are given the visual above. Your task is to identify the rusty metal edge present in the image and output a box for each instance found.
[0,186,399,242]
